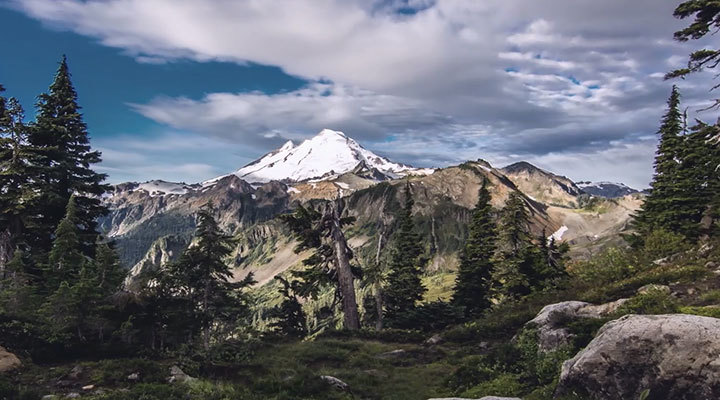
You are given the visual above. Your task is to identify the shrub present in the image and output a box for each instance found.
[570,247,638,285]
[461,373,524,398]
[679,306,720,319]
[639,229,690,262]
[615,288,680,316]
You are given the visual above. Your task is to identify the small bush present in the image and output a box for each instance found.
[639,229,690,262]
[679,306,720,319]
[615,288,680,316]
[461,373,524,398]
[699,289,720,305]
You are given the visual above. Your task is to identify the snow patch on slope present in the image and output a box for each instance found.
[549,225,569,242]
[134,180,194,197]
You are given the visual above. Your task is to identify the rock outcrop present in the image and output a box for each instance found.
[0,346,21,373]
[526,299,627,352]
[556,314,720,399]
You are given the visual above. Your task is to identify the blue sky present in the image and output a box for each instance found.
[1,0,717,188]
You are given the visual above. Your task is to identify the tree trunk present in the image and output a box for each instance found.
[329,201,361,330]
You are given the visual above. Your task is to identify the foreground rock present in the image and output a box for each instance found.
[557,314,720,399]
[527,299,627,352]
[167,365,196,383]
[320,375,349,391]
[0,346,21,373]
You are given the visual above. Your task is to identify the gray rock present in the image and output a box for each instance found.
[377,349,407,358]
[557,314,720,399]
[424,334,443,346]
[320,375,349,391]
[67,365,83,380]
[41,396,58,400]
[706,261,718,269]
[127,372,140,381]
[526,299,627,352]
[0,346,21,373]
[167,365,196,384]
[65,393,80,399]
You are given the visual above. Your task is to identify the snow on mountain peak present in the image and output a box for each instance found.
[207,129,433,184]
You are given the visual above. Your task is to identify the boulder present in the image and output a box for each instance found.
[556,314,720,399]
[0,346,21,373]
[526,299,627,352]
[320,375,349,391]
[167,365,196,384]
[424,334,443,346]
[127,372,140,381]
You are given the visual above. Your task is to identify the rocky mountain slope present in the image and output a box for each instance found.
[100,130,641,291]
[500,161,584,208]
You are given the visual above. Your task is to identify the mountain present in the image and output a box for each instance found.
[101,132,641,294]
[576,181,639,198]
[206,129,434,184]
[500,161,584,208]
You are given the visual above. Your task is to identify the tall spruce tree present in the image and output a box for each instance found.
[632,86,686,240]
[490,192,535,301]
[384,182,426,324]
[452,179,496,317]
[281,200,361,330]
[167,204,255,350]
[46,196,84,291]
[28,56,109,257]
[0,89,36,279]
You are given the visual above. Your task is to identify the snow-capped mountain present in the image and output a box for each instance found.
[206,129,434,184]
[576,181,639,198]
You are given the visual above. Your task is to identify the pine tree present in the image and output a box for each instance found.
[46,196,84,291]
[280,200,361,330]
[0,250,39,317]
[490,192,535,301]
[633,86,686,241]
[41,281,81,344]
[452,179,496,318]
[384,182,426,324]
[27,56,109,257]
[0,89,36,279]
[268,277,307,338]
[167,203,255,350]
[94,240,125,294]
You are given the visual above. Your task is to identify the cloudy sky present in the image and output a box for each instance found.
[1,0,717,188]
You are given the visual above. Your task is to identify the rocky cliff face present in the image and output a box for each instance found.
[501,161,584,208]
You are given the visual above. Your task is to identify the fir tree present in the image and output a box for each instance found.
[384,182,426,324]
[0,250,39,317]
[167,203,255,350]
[27,56,109,257]
[490,192,535,301]
[94,240,125,293]
[268,277,307,338]
[0,90,36,279]
[452,179,496,318]
[633,86,686,241]
[46,196,84,291]
[40,281,81,344]
[280,200,361,330]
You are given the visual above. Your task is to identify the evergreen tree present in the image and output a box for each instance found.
[490,192,535,301]
[0,89,36,279]
[167,203,255,350]
[384,182,426,324]
[0,250,39,317]
[280,200,361,330]
[46,196,84,291]
[452,179,496,318]
[632,86,686,241]
[40,281,81,344]
[268,277,307,338]
[27,56,109,257]
[94,240,125,293]
[667,1,720,107]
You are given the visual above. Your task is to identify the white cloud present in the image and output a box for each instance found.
[10,0,720,186]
